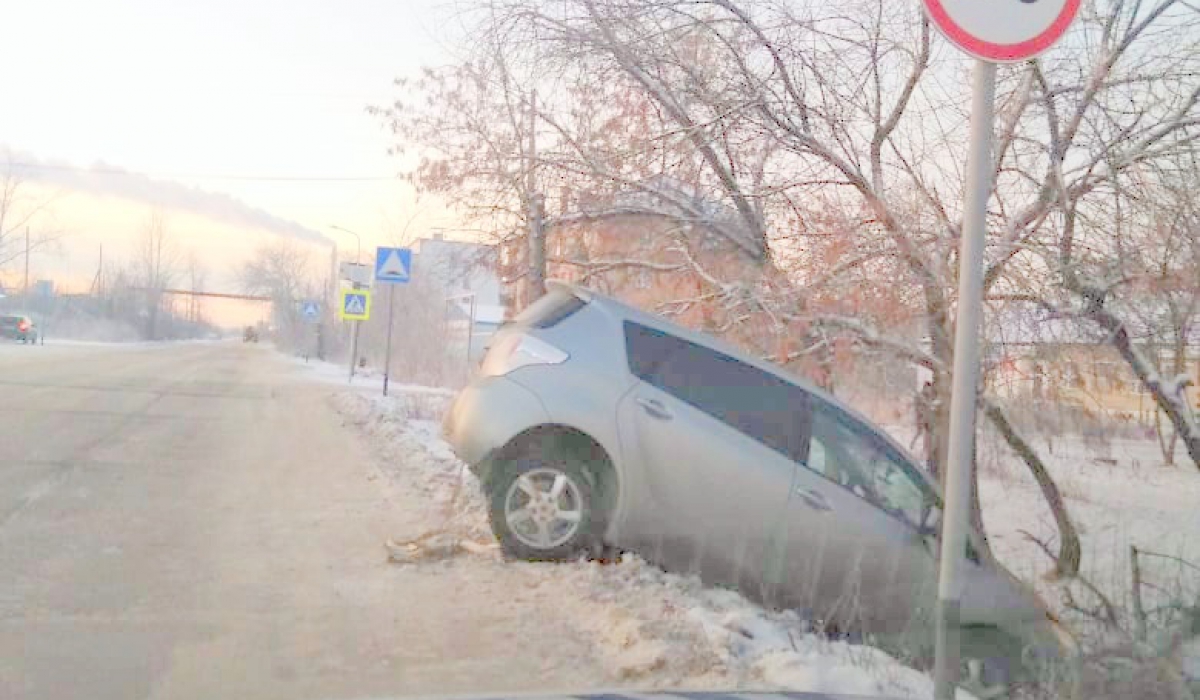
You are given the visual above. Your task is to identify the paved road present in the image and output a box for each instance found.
[0,341,597,700]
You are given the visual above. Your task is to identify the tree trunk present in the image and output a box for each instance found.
[929,372,953,485]
[1155,408,1177,466]
[526,193,546,305]
[1090,311,1200,470]
[968,406,988,548]
[924,368,992,553]
[983,400,1082,578]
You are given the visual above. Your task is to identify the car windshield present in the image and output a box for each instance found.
[3,2,1197,700]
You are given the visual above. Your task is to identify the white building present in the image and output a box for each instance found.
[413,235,505,361]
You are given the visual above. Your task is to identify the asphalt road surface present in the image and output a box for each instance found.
[0,341,600,700]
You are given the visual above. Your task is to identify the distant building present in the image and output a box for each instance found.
[413,235,504,361]
[985,302,1200,420]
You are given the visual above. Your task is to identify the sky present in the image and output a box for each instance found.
[1,0,469,320]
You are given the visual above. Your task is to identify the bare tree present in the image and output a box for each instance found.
[239,240,316,349]
[133,209,180,340]
[184,251,208,324]
[0,161,62,277]
[1085,153,1200,466]
[385,0,1200,576]
[372,40,552,308]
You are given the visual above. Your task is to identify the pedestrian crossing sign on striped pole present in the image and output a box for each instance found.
[339,289,371,321]
[375,246,412,284]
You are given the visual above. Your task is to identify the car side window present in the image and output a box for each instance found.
[808,401,933,529]
[624,322,810,463]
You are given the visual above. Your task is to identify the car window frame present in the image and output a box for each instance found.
[802,395,939,533]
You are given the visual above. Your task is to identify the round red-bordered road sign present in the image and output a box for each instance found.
[923,0,1082,63]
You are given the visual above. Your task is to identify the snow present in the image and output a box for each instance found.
[327,388,978,699]
[0,337,226,358]
[974,433,1200,615]
[286,353,457,397]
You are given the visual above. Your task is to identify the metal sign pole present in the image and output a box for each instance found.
[466,293,476,367]
[933,58,996,700]
[383,284,396,396]
[348,320,359,383]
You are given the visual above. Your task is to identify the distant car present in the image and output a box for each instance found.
[444,282,1074,680]
[0,315,38,344]
[243,326,259,343]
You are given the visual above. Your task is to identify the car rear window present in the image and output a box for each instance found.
[514,289,586,329]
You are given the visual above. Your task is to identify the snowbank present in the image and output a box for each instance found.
[289,354,458,397]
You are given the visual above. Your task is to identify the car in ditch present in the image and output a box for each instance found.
[443,282,1074,679]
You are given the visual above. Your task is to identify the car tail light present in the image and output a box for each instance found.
[480,333,568,377]
[17,320,28,332]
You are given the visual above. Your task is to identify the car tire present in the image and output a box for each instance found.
[487,450,600,561]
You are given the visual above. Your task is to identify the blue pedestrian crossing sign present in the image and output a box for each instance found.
[375,246,412,284]
[300,299,320,321]
[339,289,371,321]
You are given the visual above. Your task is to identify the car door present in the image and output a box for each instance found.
[778,398,939,638]
[616,321,804,597]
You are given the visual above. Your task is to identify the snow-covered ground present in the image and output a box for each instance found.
[0,336,227,358]
[304,354,1198,696]
[287,352,458,397]
[977,434,1200,606]
[327,388,979,699]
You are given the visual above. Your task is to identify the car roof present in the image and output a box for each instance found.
[548,279,940,494]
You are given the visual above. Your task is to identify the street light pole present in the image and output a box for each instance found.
[330,225,362,264]
[330,225,365,383]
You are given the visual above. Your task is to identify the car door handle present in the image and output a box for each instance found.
[797,488,833,512]
[635,397,672,420]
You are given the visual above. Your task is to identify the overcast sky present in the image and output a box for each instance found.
[2,0,463,271]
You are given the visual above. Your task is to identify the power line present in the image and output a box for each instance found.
[7,161,396,182]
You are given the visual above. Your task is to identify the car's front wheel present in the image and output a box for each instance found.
[488,451,598,561]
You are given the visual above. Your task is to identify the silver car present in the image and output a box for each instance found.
[444,282,1073,675]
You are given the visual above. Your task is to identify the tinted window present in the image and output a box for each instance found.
[625,322,810,462]
[808,401,933,529]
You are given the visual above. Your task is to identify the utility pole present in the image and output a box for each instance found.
[526,90,546,307]
[91,245,101,295]
[24,226,30,298]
